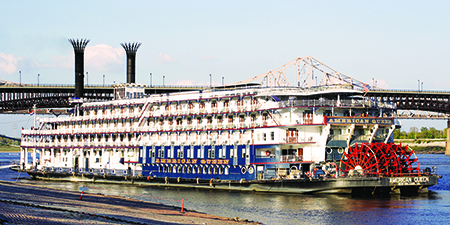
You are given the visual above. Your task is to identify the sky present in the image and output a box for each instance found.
[0,1,449,137]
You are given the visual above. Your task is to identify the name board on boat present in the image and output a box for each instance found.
[388,176,429,186]
[325,117,393,125]
[155,158,230,165]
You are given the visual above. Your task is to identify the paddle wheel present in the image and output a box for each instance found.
[340,143,420,177]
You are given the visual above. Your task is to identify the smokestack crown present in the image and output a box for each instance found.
[121,42,141,54]
[69,38,90,52]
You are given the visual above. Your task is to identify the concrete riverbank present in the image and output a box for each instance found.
[0,181,258,225]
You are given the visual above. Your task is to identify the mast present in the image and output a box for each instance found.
[33,104,36,129]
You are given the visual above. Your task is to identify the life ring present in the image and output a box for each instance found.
[241,167,247,174]
[306,171,311,177]
[265,150,271,156]
[248,167,254,174]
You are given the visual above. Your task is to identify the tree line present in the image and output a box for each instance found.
[393,127,447,139]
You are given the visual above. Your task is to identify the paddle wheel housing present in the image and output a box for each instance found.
[340,143,420,177]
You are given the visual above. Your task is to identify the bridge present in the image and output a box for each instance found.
[367,89,450,119]
[1,82,450,119]
[0,83,206,114]
[3,55,450,117]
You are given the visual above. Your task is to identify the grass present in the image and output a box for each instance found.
[0,146,20,152]
[410,146,445,153]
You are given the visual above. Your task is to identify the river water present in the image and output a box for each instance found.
[1,153,450,225]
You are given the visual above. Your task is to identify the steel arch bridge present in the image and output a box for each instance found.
[1,57,450,116]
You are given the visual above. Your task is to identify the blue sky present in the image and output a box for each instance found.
[0,1,449,137]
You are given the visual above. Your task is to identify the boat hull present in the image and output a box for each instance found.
[25,170,439,196]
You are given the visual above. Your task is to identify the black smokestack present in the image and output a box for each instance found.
[120,42,141,83]
[69,38,90,98]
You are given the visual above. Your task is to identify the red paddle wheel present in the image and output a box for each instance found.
[340,143,420,177]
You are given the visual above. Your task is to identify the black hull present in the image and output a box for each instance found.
[25,170,440,196]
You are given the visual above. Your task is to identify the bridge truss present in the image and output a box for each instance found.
[395,110,450,120]
[233,56,369,89]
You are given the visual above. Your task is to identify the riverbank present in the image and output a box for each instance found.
[0,181,258,225]
[0,146,19,153]
[412,146,445,154]
[405,142,445,154]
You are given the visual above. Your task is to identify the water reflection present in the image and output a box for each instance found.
[2,153,450,224]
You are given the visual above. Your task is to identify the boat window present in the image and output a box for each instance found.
[171,165,175,173]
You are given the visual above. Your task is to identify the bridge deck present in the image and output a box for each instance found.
[1,85,450,116]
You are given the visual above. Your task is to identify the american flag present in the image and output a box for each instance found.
[363,83,370,92]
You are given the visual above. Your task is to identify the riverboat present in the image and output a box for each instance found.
[19,82,440,196]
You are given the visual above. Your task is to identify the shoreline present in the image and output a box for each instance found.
[0,181,258,225]
[414,150,445,154]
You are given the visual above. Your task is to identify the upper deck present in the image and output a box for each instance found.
[33,85,396,125]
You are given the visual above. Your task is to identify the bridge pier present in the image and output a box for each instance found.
[447,120,450,155]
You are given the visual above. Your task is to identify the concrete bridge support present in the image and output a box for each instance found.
[446,120,450,155]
